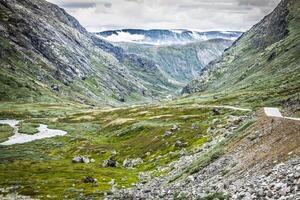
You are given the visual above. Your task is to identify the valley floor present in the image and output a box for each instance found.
[0,92,299,199]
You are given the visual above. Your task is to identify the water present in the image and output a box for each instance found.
[0,119,67,145]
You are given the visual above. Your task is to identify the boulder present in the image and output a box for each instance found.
[51,84,59,91]
[212,108,221,115]
[103,157,117,167]
[83,176,97,183]
[164,131,173,137]
[174,140,186,148]
[72,156,90,164]
[171,125,180,132]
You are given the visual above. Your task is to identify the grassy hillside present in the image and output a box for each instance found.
[0,0,176,106]
[183,0,300,108]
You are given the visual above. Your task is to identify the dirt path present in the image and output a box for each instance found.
[264,107,300,121]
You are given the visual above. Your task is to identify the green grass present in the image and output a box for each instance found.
[169,119,255,182]
[0,124,13,143]
[0,101,252,199]
[18,122,39,135]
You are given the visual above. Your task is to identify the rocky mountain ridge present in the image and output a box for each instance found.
[182,0,300,102]
[0,0,177,105]
[97,29,242,45]
[119,39,233,85]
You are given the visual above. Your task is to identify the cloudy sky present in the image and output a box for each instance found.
[47,0,280,32]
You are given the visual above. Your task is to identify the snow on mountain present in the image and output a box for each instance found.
[96,29,243,45]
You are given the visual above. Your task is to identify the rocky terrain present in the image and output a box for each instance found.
[182,0,300,100]
[118,39,233,86]
[0,0,177,105]
[0,0,299,199]
[109,110,300,199]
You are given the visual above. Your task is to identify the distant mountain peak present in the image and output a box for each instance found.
[96,29,243,45]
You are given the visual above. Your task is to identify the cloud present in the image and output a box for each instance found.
[47,0,281,32]
[59,2,96,9]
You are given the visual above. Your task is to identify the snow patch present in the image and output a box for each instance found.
[104,31,145,43]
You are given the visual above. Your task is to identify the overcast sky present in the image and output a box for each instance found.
[47,0,281,32]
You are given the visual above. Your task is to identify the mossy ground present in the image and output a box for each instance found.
[0,124,13,143]
[18,122,39,135]
[0,100,251,199]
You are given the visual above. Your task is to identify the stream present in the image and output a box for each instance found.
[0,119,67,145]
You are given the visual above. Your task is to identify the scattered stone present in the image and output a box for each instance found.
[72,156,90,164]
[191,123,199,130]
[179,149,188,156]
[227,115,243,125]
[164,131,173,137]
[102,157,117,167]
[211,119,220,125]
[51,84,59,91]
[123,158,143,168]
[174,140,186,148]
[83,176,97,183]
[111,150,117,155]
[171,125,180,132]
[212,108,221,115]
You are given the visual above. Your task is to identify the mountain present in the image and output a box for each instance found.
[0,0,299,199]
[119,39,233,85]
[182,0,300,106]
[96,29,242,45]
[0,0,177,105]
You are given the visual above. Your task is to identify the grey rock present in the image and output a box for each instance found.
[72,156,90,164]
[123,158,143,168]
[103,158,117,167]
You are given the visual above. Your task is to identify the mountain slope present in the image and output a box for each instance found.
[119,39,233,85]
[0,0,175,105]
[183,0,300,106]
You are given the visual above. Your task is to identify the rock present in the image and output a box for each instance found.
[72,156,82,163]
[171,125,180,132]
[164,131,173,137]
[111,150,117,155]
[174,140,186,148]
[139,172,151,182]
[123,158,143,168]
[109,179,115,186]
[227,115,243,125]
[82,157,90,164]
[51,84,59,91]
[179,149,188,156]
[72,156,90,164]
[274,182,283,190]
[83,176,97,183]
[211,119,220,125]
[187,175,195,183]
[191,124,199,130]
[103,157,117,167]
[212,108,221,115]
